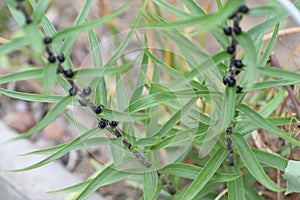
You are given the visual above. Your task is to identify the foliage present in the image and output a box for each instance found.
[1,0,300,199]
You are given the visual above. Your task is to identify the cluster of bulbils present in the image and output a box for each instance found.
[15,0,32,24]
[222,5,249,94]
[225,125,234,166]
[43,37,118,131]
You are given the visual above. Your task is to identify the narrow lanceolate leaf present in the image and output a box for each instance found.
[161,163,241,182]
[0,37,30,57]
[143,171,158,200]
[52,0,129,42]
[0,88,64,103]
[237,104,300,146]
[258,66,300,81]
[244,80,300,92]
[49,164,129,194]
[88,29,107,106]
[227,167,245,200]
[182,0,205,15]
[43,63,57,93]
[11,128,99,171]
[11,96,72,140]
[258,88,285,117]
[61,0,92,56]
[103,0,147,68]
[153,98,197,137]
[0,68,43,84]
[178,148,228,200]
[142,0,242,30]
[32,0,51,23]
[252,148,288,171]
[75,165,129,200]
[235,32,257,84]
[259,23,279,65]
[230,133,284,192]
[130,34,149,103]
[153,0,191,18]
[223,86,236,127]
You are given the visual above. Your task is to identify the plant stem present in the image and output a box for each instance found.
[270,53,300,118]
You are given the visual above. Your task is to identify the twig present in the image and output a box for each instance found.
[42,39,177,195]
[270,53,300,118]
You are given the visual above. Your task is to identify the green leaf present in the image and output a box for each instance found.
[130,34,149,103]
[100,108,148,122]
[153,98,197,137]
[75,164,129,200]
[21,136,111,156]
[64,110,89,132]
[245,187,264,200]
[258,88,285,117]
[88,30,107,106]
[259,23,279,66]
[142,0,242,30]
[49,164,129,194]
[248,13,287,37]
[258,66,300,81]
[11,128,99,171]
[0,68,43,84]
[43,63,57,93]
[7,4,24,26]
[52,1,129,42]
[58,0,92,70]
[178,148,227,200]
[143,171,158,200]
[0,37,30,57]
[11,96,72,140]
[32,0,51,23]
[235,32,257,84]
[153,0,191,18]
[223,86,236,127]
[227,166,245,200]
[182,0,205,15]
[127,92,176,113]
[230,133,284,192]
[161,163,241,182]
[103,0,147,69]
[252,148,288,171]
[237,104,300,146]
[244,80,300,92]
[0,88,64,103]
[248,6,282,16]
[283,160,300,194]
